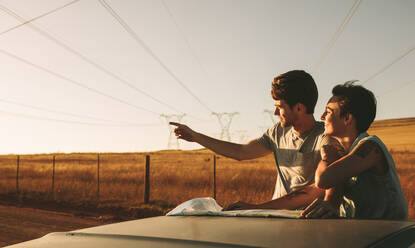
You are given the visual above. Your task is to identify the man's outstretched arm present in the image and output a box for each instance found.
[170,122,271,160]
[223,184,325,211]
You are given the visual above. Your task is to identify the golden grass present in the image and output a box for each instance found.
[0,150,412,218]
[0,151,276,208]
[0,117,413,219]
[369,117,415,152]
[388,151,415,219]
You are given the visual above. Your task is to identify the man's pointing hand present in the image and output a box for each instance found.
[169,122,198,142]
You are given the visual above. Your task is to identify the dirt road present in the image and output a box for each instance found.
[0,205,107,247]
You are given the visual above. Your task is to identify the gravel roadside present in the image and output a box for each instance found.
[0,205,108,247]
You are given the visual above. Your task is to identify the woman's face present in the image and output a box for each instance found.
[320,101,347,137]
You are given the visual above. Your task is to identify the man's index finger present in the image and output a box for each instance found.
[169,122,181,126]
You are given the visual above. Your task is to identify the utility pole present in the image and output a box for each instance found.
[160,114,186,149]
[211,112,239,141]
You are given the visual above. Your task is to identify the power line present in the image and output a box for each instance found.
[0,0,81,36]
[0,98,154,126]
[160,0,212,86]
[98,0,214,114]
[311,0,363,73]
[362,44,415,85]
[0,48,160,115]
[0,109,160,127]
[376,79,415,98]
[0,2,184,115]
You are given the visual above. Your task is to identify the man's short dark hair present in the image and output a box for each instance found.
[271,70,318,114]
[329,81,377,133]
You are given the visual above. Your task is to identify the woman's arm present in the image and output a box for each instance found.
[316,140,388,189]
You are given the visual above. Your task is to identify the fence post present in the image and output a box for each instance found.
[97,153,100,203]
[52,155,55,198]
[213,155,216,199]
[16,155,20,195]
[144,155,150,204]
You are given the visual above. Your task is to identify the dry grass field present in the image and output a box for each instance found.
[0,117,413,219]
[0,151,276,208]
[368,117,415,219]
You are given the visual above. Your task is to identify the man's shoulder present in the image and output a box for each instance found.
[257,122,281,147]
[265,122,283,135]
[314,121,325,134]
[309,121,327,139]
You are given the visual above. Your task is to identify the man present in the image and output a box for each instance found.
[302,82,408,219]
[171,70,333,210]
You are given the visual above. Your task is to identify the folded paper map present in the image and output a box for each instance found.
[166,197,302,218]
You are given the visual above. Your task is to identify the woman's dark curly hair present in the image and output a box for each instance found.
[329,81,377,133]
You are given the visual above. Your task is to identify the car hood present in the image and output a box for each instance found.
[6,216,415,248]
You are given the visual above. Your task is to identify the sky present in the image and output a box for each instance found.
[0,0,414,154]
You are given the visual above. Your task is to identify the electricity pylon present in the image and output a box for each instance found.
[258,125,269,134]
[160,114,186,149]
[263,109,276,124]
[233,130,248,143]
[211,112,239,141]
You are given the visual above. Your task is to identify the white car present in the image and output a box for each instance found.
[5,215,415,247]
[6,198,415,248]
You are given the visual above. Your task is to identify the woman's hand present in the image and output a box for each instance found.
[321,144,345,163]
[301,197,339,219]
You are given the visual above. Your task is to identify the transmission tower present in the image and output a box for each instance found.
[211,112,239,141]
[263,109,276,124]
[258,125,269,134]
[233,130,248,143]
[160,114,186,149]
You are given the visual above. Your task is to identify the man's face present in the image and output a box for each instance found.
[274,100,295,127]
[320,102,347,137]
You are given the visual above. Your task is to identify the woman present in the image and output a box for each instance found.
[302,82,408,220]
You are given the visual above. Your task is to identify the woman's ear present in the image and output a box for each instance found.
[344,113,354,126]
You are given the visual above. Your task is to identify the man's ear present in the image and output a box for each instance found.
[295,103,307,114]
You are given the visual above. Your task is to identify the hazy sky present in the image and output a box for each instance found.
[0,0,414,154]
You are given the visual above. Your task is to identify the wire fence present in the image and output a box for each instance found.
[0,152,276,207]
[0,151,414,219]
